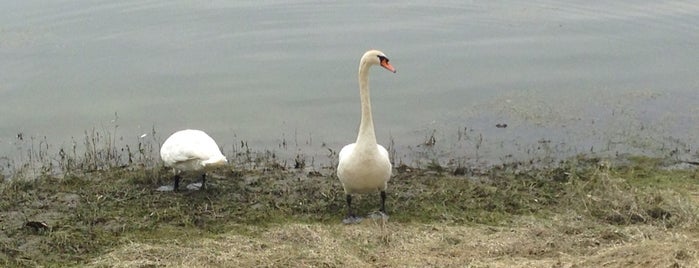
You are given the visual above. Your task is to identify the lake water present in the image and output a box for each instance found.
[2,1,699,168]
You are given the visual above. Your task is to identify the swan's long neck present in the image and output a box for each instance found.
[356,60,378,148]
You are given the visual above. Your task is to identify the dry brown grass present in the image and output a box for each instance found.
[88,219,699,268]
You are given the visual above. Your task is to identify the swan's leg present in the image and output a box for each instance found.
[380,190,387,214]
[346,194,354,218]
[201,173,207,190]
[343,194,363,224]
[173,174,182,192]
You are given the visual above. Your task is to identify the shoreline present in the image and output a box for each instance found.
[1,152,698,266]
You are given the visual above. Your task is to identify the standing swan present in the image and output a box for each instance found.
[337,50,396,224]
[160,129,228,191]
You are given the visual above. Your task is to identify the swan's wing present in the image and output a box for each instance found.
[338,143,356,163]
[160,130,225,165]
[377,144,390,160]
[377,144,393,179]
[339,143,390,163]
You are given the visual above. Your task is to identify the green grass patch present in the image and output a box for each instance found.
[0,155,698,266]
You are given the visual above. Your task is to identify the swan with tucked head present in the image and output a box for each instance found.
[337,50,396,224]
[160,129,228,191]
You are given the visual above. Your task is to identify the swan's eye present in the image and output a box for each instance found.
[377,55,389,63]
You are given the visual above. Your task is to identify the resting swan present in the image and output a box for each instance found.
[337,50,396,224]
[160,129,228,191]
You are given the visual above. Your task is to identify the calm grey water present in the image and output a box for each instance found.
[2,1,699,167]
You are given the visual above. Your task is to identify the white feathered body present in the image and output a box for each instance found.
[336,50,394,196]
[160,129,227,172]
[337,142,392,194]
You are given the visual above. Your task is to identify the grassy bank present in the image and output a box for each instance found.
[1,155,698,267]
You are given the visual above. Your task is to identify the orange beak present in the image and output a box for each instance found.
[380,59,396,73]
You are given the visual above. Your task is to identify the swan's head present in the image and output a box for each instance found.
[361,50,396,73]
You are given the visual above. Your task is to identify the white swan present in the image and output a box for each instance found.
[160,129,228,191]
[337,50,396,224]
